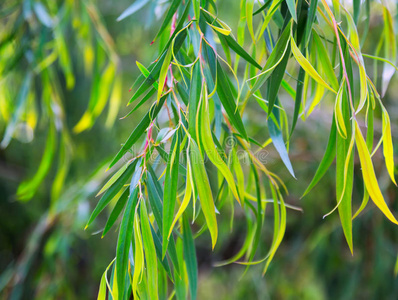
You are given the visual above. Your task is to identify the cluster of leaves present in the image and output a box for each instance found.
[84,0,398,299]
[0,0,121,203]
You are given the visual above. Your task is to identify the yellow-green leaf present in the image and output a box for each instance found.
[169,160,193,239]
[334,79,347,139]
[140,201,159,300]
[354,121,398,224]
[291,33,336,94]
[158,46,172,101]
[189,140,218,249]
[200,87,240,204]
[132,211,144,299]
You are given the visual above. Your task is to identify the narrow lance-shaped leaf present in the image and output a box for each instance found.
[153,0,182,42]
[312,30,339,91]
[303,0,318,47]
[232,147,245,204]
[189,140,218,249]
[188,62,201,142]
[302,117,337,197]
[129,11,190,104]
[102,188,130,237]
[216,60,248,140]
[86,160,138,227]
[246,0,255,43]
[263,186,286,274]
[158,46,172,101]
[381,7,396,97]
[97,259,116,300]
[140,200,159,300]
[182,214,198,300]
[249,21,291,94]
[336,93,354,253]
[116,187,139,298]
[353,104,373,219]
[335,79,348,138]
[285,0,297,22]
[169,159,192,238]
[342,6,367,113]
[291,31,337,94]
[162,130,180,257]
[132,211,144,299]
[267,43,290,116]
[354,121,398,225]
[380,103,397,185]
[201,8,262,69]
[109,95,166,169]
[193,0,200,22]
[17,121,56,201]
[268,99,296,178]
[201,85,241,204]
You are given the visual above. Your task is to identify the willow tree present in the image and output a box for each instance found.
[2,0,398,299]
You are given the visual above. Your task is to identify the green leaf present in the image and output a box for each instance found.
[285,0,297,22]
[268,100,296,178]
[381,7,396,97]
[102,188,130,237]
[193,0,200,22]
[336,101,354,253]
[109,95,166,169]
[128,11,190,104]
[86,160,138,228]
[312,30,339,91]
[216,60,248,140]
[182,214,198,300]
[302,117,337,198]
[290,65,305,134]
[200,86,240,204]
[201,8,262,70]
[291,33,336,94]
[122,88,156,120]
[97,268,107,300]
[303,0,318,47]
[150,225,173,280]
[132,212,144,299]
[169,160,192,238]
[97,162,130,197]
[158,46,172,101]
[253,0,273,16]
[175,240,187,300]
[355,120,398,225]
[262,186,286,274]
[116,187,139,298]
[140,201,159,300]
[267,44,290,116]
[17,122,56,201]
[188,62,202,142]
[249,21,291,94]
[189,140,218,249]
[153,0,182,42]
[162,130,180,257]
[246,0,255,43]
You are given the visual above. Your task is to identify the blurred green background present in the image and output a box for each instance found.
[1,0,398,299]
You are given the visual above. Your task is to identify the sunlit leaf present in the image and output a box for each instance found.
[140,200,158,300]
[116,187,139,297]
[354,121,398,224]
[189,140,218,249]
